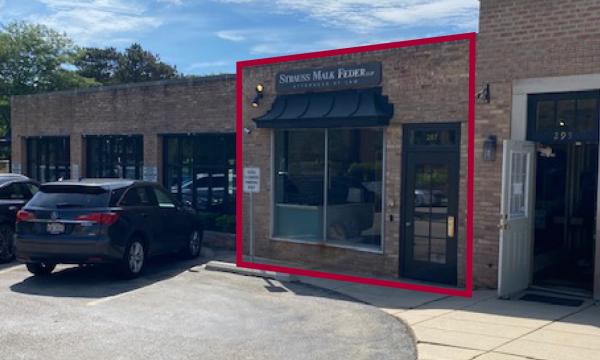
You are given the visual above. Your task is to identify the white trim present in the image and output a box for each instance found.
[511,73,600,299]
[270,236,384,254]
[380,130,387,255]
[322,129,329,243]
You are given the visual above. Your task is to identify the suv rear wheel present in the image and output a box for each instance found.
[26,262,56,276]
[118,238,146,278]
[0,224,15,263]
[180,229,202,259]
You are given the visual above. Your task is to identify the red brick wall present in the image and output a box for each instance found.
[475,0,600,288]
[10,76,236,182]
[242,41,470,285]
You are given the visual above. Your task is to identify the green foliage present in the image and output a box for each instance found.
[0,21,181,144]
[0,22,96,96]
[75,43,179,85]
[215,214,236,233]
[197,212,236,233]
[0,22,97,138]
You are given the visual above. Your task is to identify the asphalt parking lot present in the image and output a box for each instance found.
[0,255,416,360]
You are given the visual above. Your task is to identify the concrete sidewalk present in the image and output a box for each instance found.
[298,277,599,360]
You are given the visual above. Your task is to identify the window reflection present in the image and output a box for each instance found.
[163,134,236,233]
[274,130,325,241]
[26,137,70,182]
[273,128,384,250]
[326,129,383,249]
[86,135,143,179]
[412,164,448,264]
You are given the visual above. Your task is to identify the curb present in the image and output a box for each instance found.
[204,260,298,282]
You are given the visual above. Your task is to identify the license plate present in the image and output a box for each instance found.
[46,222,65,234]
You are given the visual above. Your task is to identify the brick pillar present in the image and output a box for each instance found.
[12,135,25,175]
[143,134,158,182]
[71,134,83,179]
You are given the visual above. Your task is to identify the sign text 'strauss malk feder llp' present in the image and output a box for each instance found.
[276,62,381,93]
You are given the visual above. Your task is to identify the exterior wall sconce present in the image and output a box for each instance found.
[483,135,497,161]
[251,83,264,108]
[476,83,491,104]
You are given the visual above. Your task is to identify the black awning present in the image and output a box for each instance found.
[253,87,393,128]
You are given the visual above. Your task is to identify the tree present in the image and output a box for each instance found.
[0,22,96,139]
[0,22,95,96]
[75,43,179,85]
[74,47,121,85]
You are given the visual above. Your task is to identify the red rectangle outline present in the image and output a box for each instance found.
[236,33,476,298]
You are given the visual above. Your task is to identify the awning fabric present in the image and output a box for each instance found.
[253,87,393,128]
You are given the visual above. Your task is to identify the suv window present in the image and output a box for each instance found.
[29,185,110,208]
[120,187,157,207]
[0,183,29,200]
[26,183,39,197]
[153,187,176,208]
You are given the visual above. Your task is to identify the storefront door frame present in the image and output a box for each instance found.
[512,74,600,300]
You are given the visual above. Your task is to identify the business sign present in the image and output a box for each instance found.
[276,62,381,93]
[243,167,260,193]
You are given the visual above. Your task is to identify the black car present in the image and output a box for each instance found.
[0,174,40,263]
[15,179,203,278]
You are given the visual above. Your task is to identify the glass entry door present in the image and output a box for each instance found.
[401,124,460,285]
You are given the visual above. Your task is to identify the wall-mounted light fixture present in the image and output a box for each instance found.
[243,127,252,134]
[476,83,491,104]
[483,135,497,161]
[251,83,264,108]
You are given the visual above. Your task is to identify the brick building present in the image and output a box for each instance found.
[241,41,471,288]
[11,76,237,242]
[11,0,600,299]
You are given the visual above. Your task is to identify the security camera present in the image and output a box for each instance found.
[243,127,252,134]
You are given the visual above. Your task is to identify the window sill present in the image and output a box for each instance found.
[269,236,384,254]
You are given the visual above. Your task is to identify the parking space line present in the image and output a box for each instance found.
[86,291,134,306]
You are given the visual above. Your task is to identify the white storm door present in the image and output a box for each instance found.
[498,140,536,298]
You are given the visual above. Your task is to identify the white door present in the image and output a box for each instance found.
[498,140,536,298]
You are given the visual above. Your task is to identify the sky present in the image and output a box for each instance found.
[0,0,480,75]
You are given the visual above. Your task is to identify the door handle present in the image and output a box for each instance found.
[498,215,509,230]
[8,206,18,211]
[447,216,455,238]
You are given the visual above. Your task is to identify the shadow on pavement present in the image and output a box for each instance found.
[9,254,211,299]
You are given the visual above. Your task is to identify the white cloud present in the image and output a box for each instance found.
[33,0,162,46]
[188,60,230,69]
[215,0,479,33]
[157,0,183,5]
[216,30,246,42]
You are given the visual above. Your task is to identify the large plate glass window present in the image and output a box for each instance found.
[528,91,599,143]
[26,136,70,182]
[86,135,143,179]
[163,134,235,233]
[273,128,384,251]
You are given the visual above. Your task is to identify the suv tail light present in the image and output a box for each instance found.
[16,210,35,223]
[76,212,120,225]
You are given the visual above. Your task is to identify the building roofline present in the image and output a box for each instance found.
[11,73,236,99]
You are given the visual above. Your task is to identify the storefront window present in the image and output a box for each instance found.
[326,129,383,249]
[163,134,235,233]
[26,137,70,182]
[273,128,384,250]
[86,135,143,179]
[274,130,325,241]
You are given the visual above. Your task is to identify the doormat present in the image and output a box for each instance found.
[520,293,584,307]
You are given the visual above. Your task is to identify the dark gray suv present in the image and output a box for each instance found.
[15,179,203,278]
